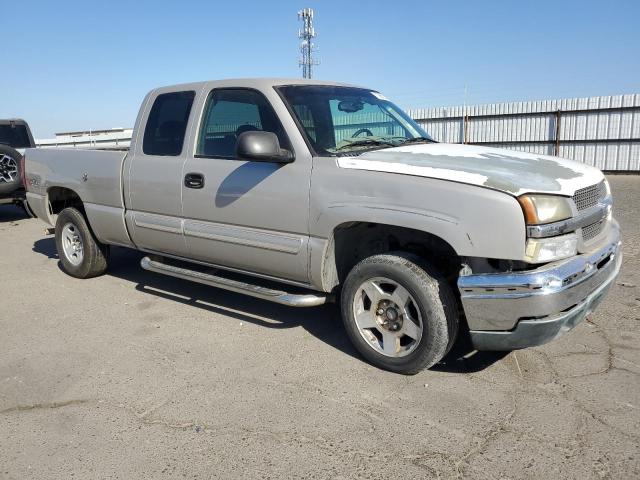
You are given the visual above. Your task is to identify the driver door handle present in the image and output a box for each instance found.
[184,172,204,189]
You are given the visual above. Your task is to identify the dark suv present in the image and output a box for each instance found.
[0,119,35,212]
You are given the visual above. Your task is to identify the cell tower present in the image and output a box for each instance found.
[298,8,319,79]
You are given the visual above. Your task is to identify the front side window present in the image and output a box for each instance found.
[278,85,433,156]
[143,91,195,156]
[197,89,289,158]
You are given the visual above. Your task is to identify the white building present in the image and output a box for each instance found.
[37,128,132,150]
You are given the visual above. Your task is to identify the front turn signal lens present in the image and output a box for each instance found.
[518,194,573,225]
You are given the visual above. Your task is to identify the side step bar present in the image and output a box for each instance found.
[140,256,329,307]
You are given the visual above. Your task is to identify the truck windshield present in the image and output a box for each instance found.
[277,85,434,156]
[0,124,32,149]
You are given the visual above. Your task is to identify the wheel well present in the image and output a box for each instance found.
[326,222,461,289]
[47,187,84,218]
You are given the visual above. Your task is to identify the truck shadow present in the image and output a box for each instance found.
[0,205,29,222]
[33,238,58,257]
[432,338,510,373]
[215,162,280,208]
[32,237,507,374]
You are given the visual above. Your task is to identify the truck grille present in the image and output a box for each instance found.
[582,219,605,241]
[572,181,606,211]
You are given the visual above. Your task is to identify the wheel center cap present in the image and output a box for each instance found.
[385,307,398,322]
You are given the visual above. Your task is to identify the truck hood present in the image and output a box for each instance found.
[336,143,604,196]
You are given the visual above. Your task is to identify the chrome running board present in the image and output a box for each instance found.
[140,256,328,307]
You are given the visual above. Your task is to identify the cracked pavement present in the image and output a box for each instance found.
[1,175,639,479]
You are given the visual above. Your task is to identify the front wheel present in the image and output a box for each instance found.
[55,207,109,278]
[340,252,459,375]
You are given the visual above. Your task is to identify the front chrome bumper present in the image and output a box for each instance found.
[458,222,621,351]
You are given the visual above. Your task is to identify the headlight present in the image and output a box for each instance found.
[524,233,578,263]
[517,194,573,225]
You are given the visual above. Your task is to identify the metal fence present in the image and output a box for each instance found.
[37,128,133,150]
[407,94,640,171]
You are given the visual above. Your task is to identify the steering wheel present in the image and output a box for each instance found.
[236,124,259,136]
[352,128,374,138]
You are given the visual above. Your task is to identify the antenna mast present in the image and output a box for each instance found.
[298,8,319,79]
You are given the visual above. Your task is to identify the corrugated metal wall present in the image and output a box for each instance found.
[35,93,640,171]
[407,94,640,171]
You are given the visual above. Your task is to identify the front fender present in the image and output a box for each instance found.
[308,162,527,290]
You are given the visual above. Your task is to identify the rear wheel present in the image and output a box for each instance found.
[340,252,459,375]
[55,207,109,278]
[0,145,22,195]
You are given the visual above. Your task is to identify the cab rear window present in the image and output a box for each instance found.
[0,124,32,149]
[143,91,195,156]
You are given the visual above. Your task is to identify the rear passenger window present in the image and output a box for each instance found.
[143,91,195,156]
[197,89,289,158]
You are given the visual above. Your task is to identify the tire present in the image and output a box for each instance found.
[55,207,109,278]
[340,252,459,375]
[0,145,22,195]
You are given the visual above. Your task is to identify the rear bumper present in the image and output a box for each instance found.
[458,223,621,351]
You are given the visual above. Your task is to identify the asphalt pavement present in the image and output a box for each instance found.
[1,175,638,479]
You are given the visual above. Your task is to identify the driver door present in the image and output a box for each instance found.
[181,88,311,283]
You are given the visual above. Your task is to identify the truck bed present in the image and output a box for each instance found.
[26,148,127,208]
[25,148,133,246]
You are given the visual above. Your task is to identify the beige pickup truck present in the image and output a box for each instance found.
[24,78,621,374]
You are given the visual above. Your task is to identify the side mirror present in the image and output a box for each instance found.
[235,131,294,163]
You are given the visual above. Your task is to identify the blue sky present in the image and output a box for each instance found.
[2,0,639,137]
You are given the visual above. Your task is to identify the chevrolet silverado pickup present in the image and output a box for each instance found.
[24,79,621,374]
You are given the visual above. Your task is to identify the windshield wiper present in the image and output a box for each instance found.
[334,139,398,151]
[398,136,436,145]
